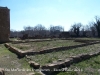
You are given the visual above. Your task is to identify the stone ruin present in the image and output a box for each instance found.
[0,6,10,43]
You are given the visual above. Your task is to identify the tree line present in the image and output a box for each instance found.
[10,16,100,39]
[70,16,100,37]
[10,24,64,39]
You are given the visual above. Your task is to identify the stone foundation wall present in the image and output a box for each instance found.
[4,42,100,74]
[4,43,24,57]
[41,51,100,72]
[5,41,100,58]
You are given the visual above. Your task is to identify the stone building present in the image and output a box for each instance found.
[0,6,10,42]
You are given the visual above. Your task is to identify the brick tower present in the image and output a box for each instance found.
[0,6,10,43]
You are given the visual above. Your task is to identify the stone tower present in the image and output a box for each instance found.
[0,7,10,43]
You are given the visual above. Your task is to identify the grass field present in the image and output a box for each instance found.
[1,38,100,75]
[9,39,83,51]
[27,43,100,66]
[0,44,35,75]
[69,55,100,75]
[74,37,100,40]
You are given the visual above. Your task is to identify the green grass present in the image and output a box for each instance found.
[27,43,100,66]
[74,37,100,40]
[4,38,100,75]
[69,55,100,75]
[0,44,30,68]
[9,39,83,51]
[0,44,32,75]
[56,71,78,75]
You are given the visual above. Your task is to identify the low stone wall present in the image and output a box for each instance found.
[41,51,100,73]
[4,42,100,75]
[4,41,100,57]
[23,41,100,55]
[4,43,24,57]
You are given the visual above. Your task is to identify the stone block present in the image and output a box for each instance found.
[79,54,91,60]
[69,55,82,63]
[64,59,72,67]
[29,61,40,69]
[56,61,65,68]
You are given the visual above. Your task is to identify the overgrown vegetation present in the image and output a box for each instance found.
[9,39,83,51]
[27,43,100,65]
[69,55,100,75]
[0,44,31,75]
[1,38,100,75]
[10,16,100,38]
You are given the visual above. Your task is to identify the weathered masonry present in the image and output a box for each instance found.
[0,6,10,42]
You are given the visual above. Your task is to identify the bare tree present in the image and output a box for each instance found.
[33,24,46,31]
[49,25,64,38]
[90,26,96,37]
[93,16,100,37]
[24,26,33,31]
[33,24,47,38]
[81,26,87,37]
[50,25,64,32]
[70,23,82,37]
[23,26,34,37]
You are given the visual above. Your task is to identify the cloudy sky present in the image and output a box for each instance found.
[0,0,100,31]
